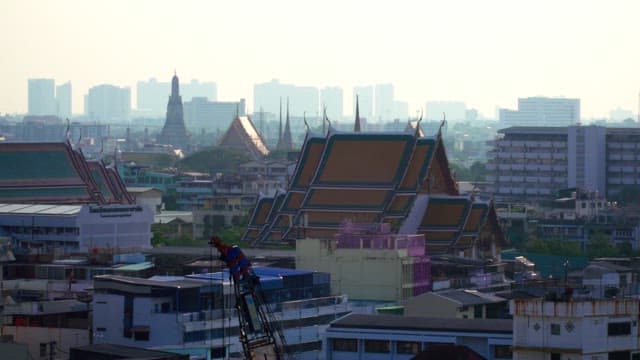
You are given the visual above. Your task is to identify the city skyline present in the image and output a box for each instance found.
[2,0,640,119]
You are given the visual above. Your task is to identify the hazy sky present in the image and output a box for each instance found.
[1,0,639,119]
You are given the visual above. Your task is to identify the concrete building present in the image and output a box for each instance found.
[28,78,56,116]
[84,84,131,122]
[1,299,91,359]
[403,289,509,319]
[499,97,580,127]
[512,298,640,359]
[136,78,170,117]
[323,313,513,360]
[375,83,394,122]
[254,79,319,117]
[55,81,72,119]
[137,78,217,117]
[296,222,431,302]
[321,86,344,120]
[127,187,163,213]
[426,101,466,123]
[92,269,350,359]
[183,97,246,133]
[487,125,640,200]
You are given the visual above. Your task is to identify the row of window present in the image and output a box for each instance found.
[331,338,512,357]
[549,321,632,336]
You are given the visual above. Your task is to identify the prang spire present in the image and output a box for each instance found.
[354,95,361,132]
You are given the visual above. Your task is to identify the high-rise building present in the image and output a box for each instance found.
[84,84,131,121]
[181,79,217,103]
[137,78,217,117]
[374,83,394,122]
[183,97,246,133]
[393,101,409,120]
[56,82,72,119]
[157,73,189,149]
[486,125,627,200]
[320,87,343,120]
[426,101,466,123]
[352,85,373,120]
[254,79,319,117]
[28,78,56,115]
[136,78,169,116]
[499,97,580,127]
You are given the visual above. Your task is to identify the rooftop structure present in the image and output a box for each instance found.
[0,142,133,205]
[323,313,512,359]
[218,115,270,159]
[245,124,506,258]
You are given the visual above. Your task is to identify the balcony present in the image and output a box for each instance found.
[486,163,497,170]
[609,154,622,161]
[539,188,552,195]
[539,177,551,183]
[511,152,525,159]
[539,153,552,159]
[498,164,511,171]
[498,187,511,194]
[511,140,525,147]
[608,142,622,149]
[512,176,524,182]
[539,141,552,148]
[622,178,636,185]
[498,152,511,159]
[552,165,567,172]
[485,175,496,182]
[526,188,539,195]
[622,154,634,161]
[623,143,636,149]
[525,176,538,183]
[539,164,552,171]
[622,166,634,173]
[512,164,525,171]
[525,164,538,171]
[552,153,566,160]
[609,166,622,172]
[552,141,566,148]
[512,187,525,195]
[499,175,512,182]
[525,153,538,159]
[609,178,622,185]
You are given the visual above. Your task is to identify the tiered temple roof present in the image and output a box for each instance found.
[218,115,270,159]
[0,142,134,205]
[244,126,506,257]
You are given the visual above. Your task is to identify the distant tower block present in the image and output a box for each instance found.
[157,73,189,149]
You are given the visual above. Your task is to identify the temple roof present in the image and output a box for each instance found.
[219,115,270,159]
[0,142,133,205]
[244,127,505,255]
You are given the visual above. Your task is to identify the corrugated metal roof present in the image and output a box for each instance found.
[0,203,82,215]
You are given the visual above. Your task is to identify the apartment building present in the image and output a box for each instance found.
[486,126,640,200]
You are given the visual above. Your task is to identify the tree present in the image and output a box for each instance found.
[469,161,488,182]
[586,231,619,258]
[177,147,251,175]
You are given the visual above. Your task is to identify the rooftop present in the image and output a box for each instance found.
[330,313,512,334]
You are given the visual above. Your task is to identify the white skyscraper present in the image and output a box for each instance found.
[320,87,343,120]
[426,101,467,123]
[85,84,131,122]
[56,82,72,119]
[180,79,217,103]
[254,79,319,116]
[499,97,580,127]
[28,78,56,115]
[137,78,169,116]
[375,83,394,122]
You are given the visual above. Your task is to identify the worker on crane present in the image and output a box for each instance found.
[210,235,252,281]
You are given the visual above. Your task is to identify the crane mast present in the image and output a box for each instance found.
[210,236,290,360]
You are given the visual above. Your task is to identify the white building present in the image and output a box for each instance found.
[499,97,580,127]
[512,298,640,359]
[487,125,640,200]
[254,79,319,117]
[375,83,394,122]
[323,313,513,360]
[183,97,246,133]
[426,101,467,123]
[55,82,72,119]
[84,84,131,122]
[28,79,56,116]
[0,203,153,252]
[321,86,344,120]
[92,270,350,359]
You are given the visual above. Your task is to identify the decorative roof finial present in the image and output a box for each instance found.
[354,95,361,132]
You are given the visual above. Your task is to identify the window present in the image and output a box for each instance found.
[134,329,150,341]
[551,353,561,360]
[397,341,420,354]
[40,343,47,357]
[332,338,357,352]
[365,340,390,353]
[493,345,512,359]
[474,305,483,318]
[608,322,631,336]
[551,323,561,335]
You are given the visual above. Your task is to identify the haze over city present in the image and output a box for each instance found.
[2,0,640,119]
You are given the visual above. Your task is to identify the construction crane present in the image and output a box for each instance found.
[210,236,291,360]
